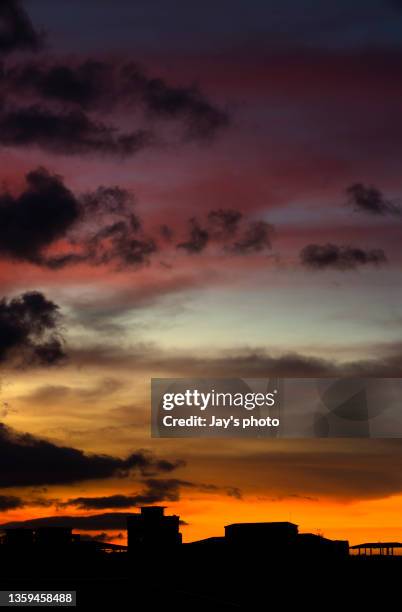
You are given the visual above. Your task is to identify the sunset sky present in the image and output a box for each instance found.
[1,0,402,546]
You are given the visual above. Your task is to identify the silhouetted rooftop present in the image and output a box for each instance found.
[350,542,402,549]
[187,537,225,545]
[225,521,298,528]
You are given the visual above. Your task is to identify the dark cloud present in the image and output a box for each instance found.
[0,169,157,269]
[0,422,184,488]
[6,441,402,509]
[0,291,66,366]
[64,494,144,510]
[0,167,79,264]
[47,182,157,269]
[177,218,209,254]
[0,106,152,157]
[0,494,58,510]
[63,478,242,509]
[0,0,42,54]
[71,339,402,378]
[4,60,229,141]
[19,378,124,405]
[5,60,110,107]
[300,243,387,270]
[0,513,135,531]
[208,209,242,239]
[85,224,157,268]
[80,186,139,219]
[0,168,272,268]
[0,494,25,511]
[177,213,274,256]
[231,220,274,254]
[38,252,88,269]
[346,183,401,216]
[27,496,58,508]
[123,64,229,140]
[170,351,339,378]
[0,60,229,159]
[33,338,66,366]
[128,478,185,505]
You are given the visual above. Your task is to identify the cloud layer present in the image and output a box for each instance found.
[300,243,387,270]
[0,422,184,487]
[0,291,65,366]
[0,168,79,264]
[0,512,136,531]
[0,0,42,54]
[346,183,401,216]
[0,58,229,157]
[63,478,241,509]
[0,106,153,156]
[0,168,275,269]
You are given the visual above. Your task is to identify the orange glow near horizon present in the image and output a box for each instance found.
[4,492,402,548]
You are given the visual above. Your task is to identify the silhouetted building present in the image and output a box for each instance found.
[2,528,34,549]
[189,537,225,546]
[225,521,298,548]
[298,533,349,558]
[1,527,75,554]
[222,522,349,558]
[35,527,73,549]
[0,513,349,562]
[350,542,402,556]
[127,506,182,550]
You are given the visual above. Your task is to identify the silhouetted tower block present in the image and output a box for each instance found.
[34,527,73,549]
[3,528,34,549]
[225,522,298,549]
[127,506,182,550]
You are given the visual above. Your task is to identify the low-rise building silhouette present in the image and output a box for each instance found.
[298,532,349,557]
[3,528,34,549]
[127,506,182,550]
[35,527,74,549]
[0,509,348,559]
[222,521,348,558]
[350,542,402,556]
[2,527,75,550]
[225,521,298,547]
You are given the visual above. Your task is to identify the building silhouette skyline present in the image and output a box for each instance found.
[0,504,401,608]
[0,504,387,560]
